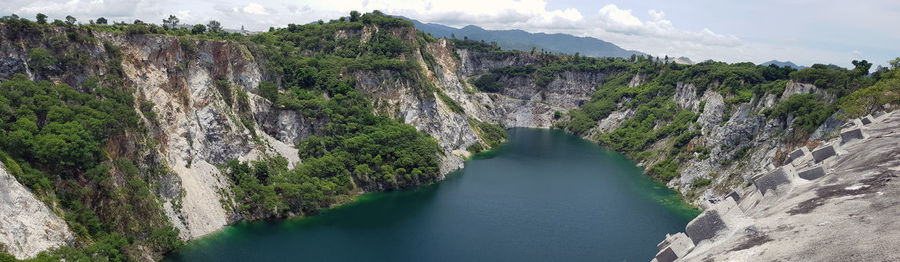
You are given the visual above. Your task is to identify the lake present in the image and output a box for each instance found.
[166,128,698,261]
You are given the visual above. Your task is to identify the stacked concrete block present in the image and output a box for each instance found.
[686,210,727,245]
[727,191,741,203]
[861,115,874,125]
[798,166,826,180]
[737,185,762,213]
[811,144,838,164]
[840,128,864,145]
[873,111,886,120]
[784,149,805,165]
[841,121,856,129]
[654,233,695,262]
[752,165,796,196]
[657,238,671,252]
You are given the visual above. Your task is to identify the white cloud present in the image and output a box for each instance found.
[593,4,739,48]
[2,0,895,67]
[241,3,268,15]
[4,0,161,22]
[597,4,642,32]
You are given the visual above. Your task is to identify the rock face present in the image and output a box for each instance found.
[0,163,74,259]
[105,33,290,239]
[0,26,607,255]
[663,110,900,261]
[3,23,872,260]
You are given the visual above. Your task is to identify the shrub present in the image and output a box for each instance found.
[437,91,464,113]
[472,74,503,92]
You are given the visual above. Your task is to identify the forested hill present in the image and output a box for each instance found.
[405,17,647,58]
[760,60,807,69]
[0,10,897,262]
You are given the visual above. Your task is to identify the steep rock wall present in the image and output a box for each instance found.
[0,163,74,259]
[101,32,305,239]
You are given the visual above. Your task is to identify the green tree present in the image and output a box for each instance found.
[28,48,56,72]
[350,10,361,22]
[207,20,222,33]
[163,15,179,29]
[851,59,872,77]
[96,17,107,24]
[35,13,47,24]
[65,15,76,25]
[191,24,206,34]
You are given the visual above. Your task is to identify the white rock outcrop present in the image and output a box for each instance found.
[0,163,74,259]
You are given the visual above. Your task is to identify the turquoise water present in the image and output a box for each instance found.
[166,128,698,261]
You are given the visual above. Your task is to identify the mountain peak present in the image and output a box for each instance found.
[404,17,646,58]
[760,60,807,69]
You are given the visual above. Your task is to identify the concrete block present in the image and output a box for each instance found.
[655,247,678,262]
[873,111,885,119]
[657,237,671,251]
[841,121,856,129]
[840,128,864,145]
[752,165,795,196]
[727,191,741,203]
[685,210,727,245]
[655,232,695,261]
[812,145,837,163]
[784,149,805,164]
[861,116,873,125]
[798,166,826,180]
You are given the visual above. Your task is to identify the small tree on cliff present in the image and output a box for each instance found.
[36,13,47,24]
[163,15,179,29]
[207,20,222,33]
[191,24,206,34]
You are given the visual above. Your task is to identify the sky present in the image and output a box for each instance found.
[2,0,898,68]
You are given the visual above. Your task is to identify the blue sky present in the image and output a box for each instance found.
[2,0,897,68]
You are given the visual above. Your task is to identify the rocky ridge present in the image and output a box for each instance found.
[653,111,899,262]
[0,163,74,259]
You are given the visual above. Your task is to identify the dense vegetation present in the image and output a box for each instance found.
[0,74,183,261]
[1,9,898,261]
[467,119,507,153]
[0,11,447,260]
[553,54,890,183]
[217,12,444,219]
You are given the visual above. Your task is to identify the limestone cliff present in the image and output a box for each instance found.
[0,163,73,259]
[0,20,885,262]
[0,23,603,258]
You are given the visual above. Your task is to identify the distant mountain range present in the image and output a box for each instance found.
[403,17,647,59]
[760,60,807,69]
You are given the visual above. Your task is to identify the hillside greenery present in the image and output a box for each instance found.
[1,10,899,260]
[0,11,445,260]
[0,74,183,261]
[200,12,443,219]
[555,54,887,182]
